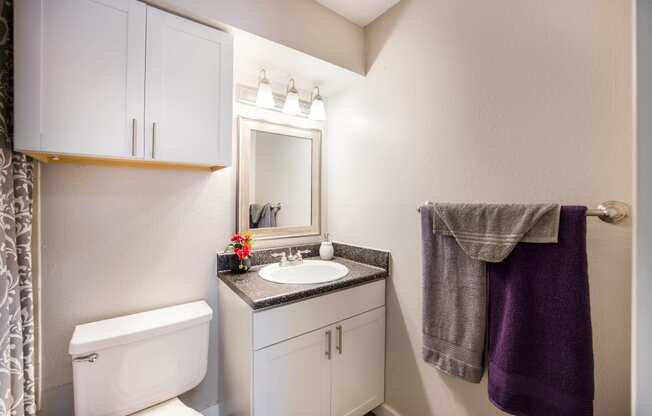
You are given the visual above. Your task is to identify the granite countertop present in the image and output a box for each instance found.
[217,243,390,310]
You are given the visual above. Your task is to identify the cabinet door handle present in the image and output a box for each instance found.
[325,330,332,360]
[336,325,343,354]
[152,122,158,159]
[131,119,137,157]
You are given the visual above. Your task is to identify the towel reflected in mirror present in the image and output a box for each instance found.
[250,203,281,229]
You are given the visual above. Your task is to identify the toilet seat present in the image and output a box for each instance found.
[131,398,202,416]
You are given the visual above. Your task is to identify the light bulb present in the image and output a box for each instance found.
[255,70,275,108]
[309,87,326,120]
[282,79,301,115]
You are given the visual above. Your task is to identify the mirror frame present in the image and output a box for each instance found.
[237,117,322,240]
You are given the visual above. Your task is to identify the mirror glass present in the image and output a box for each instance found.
[238,117,321,240]
[249,130,312,229]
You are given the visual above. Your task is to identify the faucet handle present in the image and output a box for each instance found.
[271,252,287,260]
[295,249,311,259]
[271,251,289,266]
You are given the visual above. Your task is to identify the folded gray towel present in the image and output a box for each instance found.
[421,203,560,383]
[433,203,561,262]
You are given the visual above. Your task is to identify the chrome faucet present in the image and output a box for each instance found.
[271,248,312,267]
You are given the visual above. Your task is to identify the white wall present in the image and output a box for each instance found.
[253,131,312,227]
[634,1,652,414]
[327,0,632,415]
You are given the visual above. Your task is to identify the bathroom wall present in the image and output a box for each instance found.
[634,0,652,413]
[143,0,365,75]
[326,0,632,415]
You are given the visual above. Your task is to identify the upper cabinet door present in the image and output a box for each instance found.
[144,7,233,166]
[331,307,386,416]
[14,0,147,157]
[253,326,332,416]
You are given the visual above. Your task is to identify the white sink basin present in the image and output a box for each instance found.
[259,260,349,285]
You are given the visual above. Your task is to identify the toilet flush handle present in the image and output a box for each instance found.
[73,353,99,363]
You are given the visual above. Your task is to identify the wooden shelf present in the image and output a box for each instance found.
[24,152,224,172]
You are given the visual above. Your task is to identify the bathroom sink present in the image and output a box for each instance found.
[259,260,349,285]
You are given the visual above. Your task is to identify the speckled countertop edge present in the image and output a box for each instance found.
[217,243,390,310]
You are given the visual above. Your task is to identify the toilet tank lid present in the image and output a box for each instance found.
[69,301,212,356]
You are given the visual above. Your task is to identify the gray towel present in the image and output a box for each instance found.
[250,203,280,229]
[420,203,560,383]
[433,203,561,262]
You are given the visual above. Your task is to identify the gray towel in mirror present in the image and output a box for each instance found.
[250,203,280,228]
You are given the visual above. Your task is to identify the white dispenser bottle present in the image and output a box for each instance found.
[319,233,334,260]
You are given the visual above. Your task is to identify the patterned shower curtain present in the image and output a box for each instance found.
[0,0,36,415]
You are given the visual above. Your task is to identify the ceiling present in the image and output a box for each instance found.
[314,0,400,27]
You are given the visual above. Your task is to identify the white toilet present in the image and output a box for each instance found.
[68,301,213,416]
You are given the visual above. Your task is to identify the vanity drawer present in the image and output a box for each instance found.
[252,279,386,350]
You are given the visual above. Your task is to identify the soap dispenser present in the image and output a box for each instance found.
[319,233,334,260]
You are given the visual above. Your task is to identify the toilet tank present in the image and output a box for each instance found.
[69,301,213,416]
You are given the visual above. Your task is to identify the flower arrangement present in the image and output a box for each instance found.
[226,232,254,272]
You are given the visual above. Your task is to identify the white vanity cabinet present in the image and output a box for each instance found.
[219,279,386,416]
[253,325,333,416]
[14,0,233,169]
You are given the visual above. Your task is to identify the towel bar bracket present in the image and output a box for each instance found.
[593,200,629,224]
[417,200,630,224]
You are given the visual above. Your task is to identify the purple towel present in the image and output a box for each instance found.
[487,206,594,416]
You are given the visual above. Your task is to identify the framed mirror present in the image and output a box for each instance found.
[237,117,321,240]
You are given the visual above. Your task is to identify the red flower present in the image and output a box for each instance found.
[227,232,254,260]
[231,234,245,243]
[234,246,251,260]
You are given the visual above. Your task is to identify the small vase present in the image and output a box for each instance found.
[233,257,252,273]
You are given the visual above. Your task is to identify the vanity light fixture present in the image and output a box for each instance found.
[282,78,301,115]
[308,87,326,121]
[255,69,275,108]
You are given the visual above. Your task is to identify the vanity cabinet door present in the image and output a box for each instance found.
[15,0,147,158]
[144,7,233,167]
[331,307,386,416]
[253,326,332,416]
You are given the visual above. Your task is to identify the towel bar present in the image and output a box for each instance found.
[417,200,629,224]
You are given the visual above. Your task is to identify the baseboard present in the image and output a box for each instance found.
[201,403,220,416]
[373,403,402,416]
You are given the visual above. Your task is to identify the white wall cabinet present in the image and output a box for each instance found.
[145,8,232,166]
[219,279,386,416]
[14,0,233,169]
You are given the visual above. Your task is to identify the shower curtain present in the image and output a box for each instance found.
[0,1,36,415]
